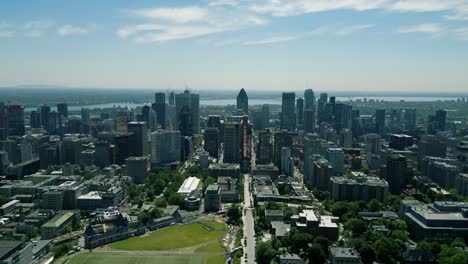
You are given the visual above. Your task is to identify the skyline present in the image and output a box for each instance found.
[1,0,468,91]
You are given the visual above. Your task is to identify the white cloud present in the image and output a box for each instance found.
[243,35,296,45]
[208,0,241,7]
[248,0,390,17]
[131,6,209,24]
[335,24,373,35]
[0,31,15,38]
[23,20,54,37]
[454,27,468,39]
[248,0,468,21]
[119,5,268,43]
[398,23,444,33]
[57,24,95,36]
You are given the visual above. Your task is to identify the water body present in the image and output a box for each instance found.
[24,96,460,112]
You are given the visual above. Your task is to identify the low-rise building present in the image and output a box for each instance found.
[291,209,339,241]
[278,254,305,264]
[252,164,280,181]
[177,176,200,195]
[184,189,201,211]
[399,200,468,241]
[265,210,284,225]
[0,241,33,264]
[328,246,362,264]
[208,163,240,179]
[40,210,80,239]
[329,175,389,202]
[217,177,239,203]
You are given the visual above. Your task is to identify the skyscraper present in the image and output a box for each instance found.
[296,98,304,127]
[240,116,252,161]
[223,123,240,163]
[5,105,25,136]
[403,108,417,130]
[151,130,181,164]
[261,104,270,129]
[274,130,294,170]
[304,89,315,110]
[435,109,447,131]
[57,103,68,118]
[326,148,344,176]
[204,127,220,159]
[281,92,296,131]
[386,154,408,194]
[236,88,248,115]
[317,93,328,124]
[175,90,200,136]
[303,109,315,133]
[40,105,51,129]
[128,121,148,156]
[333,103,352,132]
[257,129,272,164]
[375,109,386,134]
[153,92,167,129]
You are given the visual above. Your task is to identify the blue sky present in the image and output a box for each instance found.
[1,0,468,92]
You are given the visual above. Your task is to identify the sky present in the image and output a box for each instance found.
[1,0,468,92]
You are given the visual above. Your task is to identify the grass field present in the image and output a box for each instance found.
[68,252,206,264]
[109,220,227,251]
[194,242,226,264]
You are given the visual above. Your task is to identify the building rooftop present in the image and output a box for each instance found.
[78,191,101,200]
[0,240,23,260]
[177,176,200,194]
[43,211,75,228]
[1,199,19,209]
[329,246,361,259]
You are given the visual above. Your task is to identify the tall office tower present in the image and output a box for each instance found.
[375,109,386,134]
[338,129,353,148]
[281,92,296,131]
[403,109,417,130]
[47,111,62,135]
[57,103,68,118]
[112,132,133,164]
[261,104,270,129]
[5,105,25,136]
[175,90,200,136]
[95,141,112,168]
[151,130,181,164]
[2,140,20,164]
[236,88,248,115]
[365,133,382,155]
[326,148,344,176]
[223,123,241,163]
[281,147,293,176]
[317,93,328,124]
[30,111,41,129]
[435,109,447,131]
[0,102,7,139]
[204,127,220,159]
[303,109,316,133]
[296,98,304,126]
[81,108,90,123]
[304,89,315,110]
[388,109,402,132]
[169,91,175,106]
[128,121,148,156]
[274,130,294,171]
[207,115,223,142]
[418,135,446,169]
[312,158,334,190]
[257,129,272,164]
[333,103,352,132]
[115,112,128,132]
[386,154,408,194]
[147,108,157,132]
[303,133,321,183]
[240,116,252,161]
[153,92,168,130]
[40,105,51,129]
[428,162,459,189]
[126,157,149,184]
[141,105,150,124]
[62,136,83,164]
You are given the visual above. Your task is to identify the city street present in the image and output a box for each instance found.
[241,174,256,264]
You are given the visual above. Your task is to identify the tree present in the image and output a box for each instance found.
[227,204,241,224]
[53,243,73,258]
[373,237,401,264]
[154,197,167,208]
[391,219,407,231]
[344,218,367,236]
[437,244,468,264]
[367,199,384,212]
[314,236,331,255]
[358,242,377,264]
[256,241,277,264]
[289,231,313,254]
[167,193,183,206]
[306,243,326,264]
